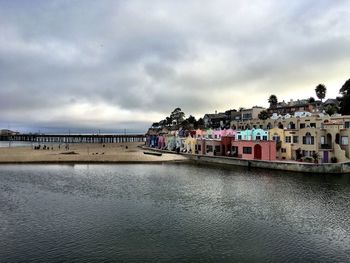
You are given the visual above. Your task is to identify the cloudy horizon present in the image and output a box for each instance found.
[1,0,349,133]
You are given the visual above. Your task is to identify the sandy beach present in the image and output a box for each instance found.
[0,142,188,164]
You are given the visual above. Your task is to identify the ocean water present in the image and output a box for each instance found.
[0,164,349,262]
[0,141,37,148]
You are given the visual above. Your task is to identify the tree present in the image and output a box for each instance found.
[268,95,278,108]
[324,105,337,116]
[159,120,166,127]
[180,119,190,129]
[308,97,315,103]
[196,118,204,129]
[170,108,185,126]
[258,110,269,120]
[151,122,159,128]
[315,84,326,102]
[339,78,350,114]
[186,115,196,124]
[340,78,350,96]
[165,117,173,127]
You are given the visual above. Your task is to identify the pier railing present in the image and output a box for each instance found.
[0,134,146,143]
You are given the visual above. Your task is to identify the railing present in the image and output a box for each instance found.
[319,143,333,150]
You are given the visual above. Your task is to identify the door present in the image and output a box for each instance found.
[254,144,262,160]
[323,151,329,163]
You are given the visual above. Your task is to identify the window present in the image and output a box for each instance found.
[206,145,213,152]
[320,136,325,145]
[345,122,350,128]
[238,135,242,140]
[263,136,268,140]
[285,136,291,143]
[215,145,221,153]
[243,113,252,120]
[341,136,349,145]
[289,122,296,129]
[272,135,280,142]
[303,132,314,145]
[259,125,263,129]
[293,136,298,143]
[300,123,305,129]
[281,148,287,153]
[255,133,261,140]
[310,123,316,128]
[243,147,252,154]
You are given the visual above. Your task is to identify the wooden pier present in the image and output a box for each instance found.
[0,134,146,144]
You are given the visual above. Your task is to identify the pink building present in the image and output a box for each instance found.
[158,135,166,149]
[231,140,276,161]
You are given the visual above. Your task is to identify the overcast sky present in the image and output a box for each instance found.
[1,0,349,133]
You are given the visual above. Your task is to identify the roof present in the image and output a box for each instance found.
[204,113,227,119]
[323,98,339,106]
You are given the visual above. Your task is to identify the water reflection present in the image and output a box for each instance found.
[0,164,349,262]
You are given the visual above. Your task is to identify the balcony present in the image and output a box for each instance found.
[319,143,333,150]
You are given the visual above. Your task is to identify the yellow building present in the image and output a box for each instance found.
[234,114,350,163]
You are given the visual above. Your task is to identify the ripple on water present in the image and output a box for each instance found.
[0,164,349,262]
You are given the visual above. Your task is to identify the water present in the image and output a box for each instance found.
[0,141,36,148]
[0,164,349,262]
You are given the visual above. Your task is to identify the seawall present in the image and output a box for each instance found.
[143,147,350,174]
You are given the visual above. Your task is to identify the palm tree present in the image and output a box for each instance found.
[268,95,278,108]
[315,84,326,102]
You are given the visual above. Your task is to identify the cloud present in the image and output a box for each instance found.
[0,0,350,132]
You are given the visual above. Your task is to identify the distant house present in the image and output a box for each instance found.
[203,112,228,128]
[323,98,340,108]
[267,99,321,116]
[241,106,265,121]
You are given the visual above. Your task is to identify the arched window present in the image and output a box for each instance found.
[267,123,272,129]
[255,133,261,140]
[289,122,295,129]
[303,132,314,145]
[278,122,284,129]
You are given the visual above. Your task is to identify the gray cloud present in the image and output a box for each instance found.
[1,0,350,132]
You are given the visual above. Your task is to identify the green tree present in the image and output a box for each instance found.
[315,84,326,102]
[339,78,350,115]
[340,78,350,95]
[151,122,159,128]
[165,116,173,127]
[258,110,269,120]
[324,105,338,116]
[170,108,185,126]
[180,119,190,129]
[186,115,196,124]
[196,118,205,129]
[268,94,278,108]
[308,97,315,103]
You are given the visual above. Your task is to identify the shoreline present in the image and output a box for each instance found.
[142,146,350,174]
[0,142,188,164]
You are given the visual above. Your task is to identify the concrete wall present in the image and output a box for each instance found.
[186,154,350,174]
